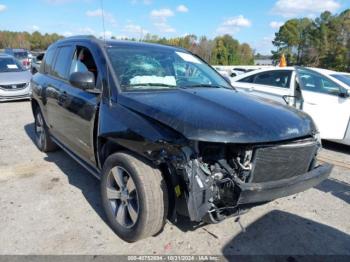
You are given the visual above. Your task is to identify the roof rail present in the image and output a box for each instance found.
[61,35,97,40]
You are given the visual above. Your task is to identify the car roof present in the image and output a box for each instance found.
[307,67,337,75]
[232,66,343,80]
[53,35,188,52]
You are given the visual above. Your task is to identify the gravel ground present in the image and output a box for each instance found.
[0,100,349,256]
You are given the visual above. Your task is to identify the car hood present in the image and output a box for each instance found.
[118,88,317,143]
[0,71,32,85]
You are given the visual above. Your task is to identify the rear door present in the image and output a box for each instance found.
[296,67,350,140]
[233,70,294,104]
[45,45,74,144]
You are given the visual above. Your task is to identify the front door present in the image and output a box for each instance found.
[58,44,101,164]
[295,67,350,140]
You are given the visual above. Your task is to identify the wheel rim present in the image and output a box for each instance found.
[35,112,45,148]
[106,166,139,228]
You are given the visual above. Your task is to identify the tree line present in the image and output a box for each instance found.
[0,30,254,65]
[138,34,255,65]
[0,31,62,51]
[272,9,350,71]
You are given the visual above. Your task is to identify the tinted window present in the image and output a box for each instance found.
[254,70,291,88]
[52,46,73,80]
[297,68,341,95]
[14,52,28,59]
[331,74,350,87]
[233,68,247,72]
[41,48,56,74]
[238,75,255,83]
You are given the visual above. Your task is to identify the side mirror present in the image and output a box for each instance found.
[69,71,95,90]
[339,89,349,98]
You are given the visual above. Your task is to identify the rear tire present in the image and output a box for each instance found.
[101,152,168,242]
[34,108,58,152]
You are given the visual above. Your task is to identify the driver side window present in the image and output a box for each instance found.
[70,46,99,86]
[298,69,341,96]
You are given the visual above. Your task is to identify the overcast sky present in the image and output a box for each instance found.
[0,0,349,54]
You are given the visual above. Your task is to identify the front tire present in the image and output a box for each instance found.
[34,108,58,152]
[101,152,168,242]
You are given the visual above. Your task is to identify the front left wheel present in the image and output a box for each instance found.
[101,152,168,242]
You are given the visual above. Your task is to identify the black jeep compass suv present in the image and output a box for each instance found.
[31,36,332,242]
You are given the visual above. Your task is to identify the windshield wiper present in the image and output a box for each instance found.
[125,83,177,88]
[180,84,232,89]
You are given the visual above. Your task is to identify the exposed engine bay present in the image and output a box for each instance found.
[176,138,320,223]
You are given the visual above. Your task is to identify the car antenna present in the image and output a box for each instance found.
[100,0,112,106]
[100,0,106,43]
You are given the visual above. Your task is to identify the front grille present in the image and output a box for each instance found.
[251,140,318,183]
[0,83,27,91]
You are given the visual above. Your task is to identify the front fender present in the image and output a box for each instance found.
[98,101,187,164]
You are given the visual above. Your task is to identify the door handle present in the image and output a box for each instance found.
[306,101,317,105]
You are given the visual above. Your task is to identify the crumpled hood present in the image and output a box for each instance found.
[119,88,317,143]
[0,71,32,85]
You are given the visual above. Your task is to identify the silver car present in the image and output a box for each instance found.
[0,53,32,101]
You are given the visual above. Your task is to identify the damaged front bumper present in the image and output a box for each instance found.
[174,139,333,222]
[237,163,333,204]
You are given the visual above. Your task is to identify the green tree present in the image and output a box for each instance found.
[211,39,228,65]
[272,18,312,65]
[272,9,350,71]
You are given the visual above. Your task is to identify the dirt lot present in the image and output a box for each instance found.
[0,100,349,256]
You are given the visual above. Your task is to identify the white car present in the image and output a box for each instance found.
[231,67,350,145]
[0,53,32,101]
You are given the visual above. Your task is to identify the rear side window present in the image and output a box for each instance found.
[238,75,255,83]
[52,46,73,80]
[254,70,291,88]
[41,48,56,74]
[14,52,28,59]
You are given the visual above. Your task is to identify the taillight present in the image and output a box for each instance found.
[23,59,30,66]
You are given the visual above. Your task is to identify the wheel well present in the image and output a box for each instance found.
[98,138,127,168]
[98,138,177,219]
[98,139,176,219]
